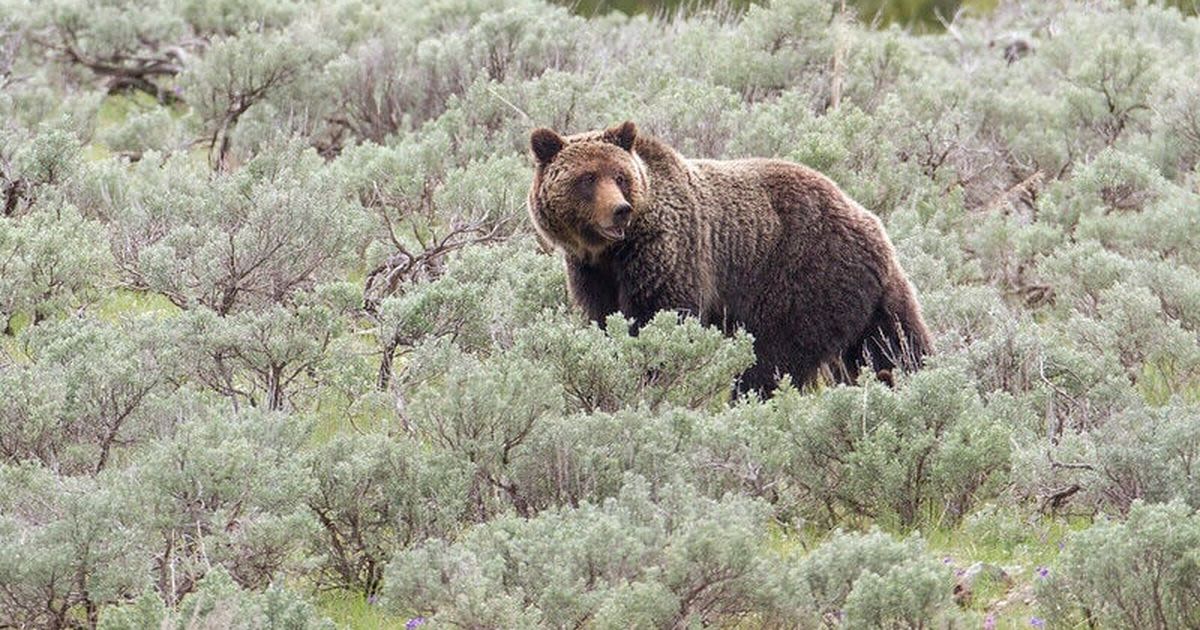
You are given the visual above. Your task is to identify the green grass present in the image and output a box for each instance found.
[924,506,1091,627]
[1138,359,1200,406]
[86,92,164,161]
[309,390,395,445]
[96,91,162,127]
[757,505,1079,628]
[313,591,412,629]
[0,333,27,364]
[3,311,32,337]
[94,288,181,320]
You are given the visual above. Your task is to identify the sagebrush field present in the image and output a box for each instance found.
[2,0,1200,628]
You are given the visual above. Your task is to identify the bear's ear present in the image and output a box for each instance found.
[530,128,565,165]
[605,120,637,152]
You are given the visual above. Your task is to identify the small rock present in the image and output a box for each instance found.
[954,562,1014,607]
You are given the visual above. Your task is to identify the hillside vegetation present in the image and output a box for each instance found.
[2,0,1200,627]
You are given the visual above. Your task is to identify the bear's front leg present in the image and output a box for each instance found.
[617,279,705,335]
[565,258,620,327]
[611,242,708,334]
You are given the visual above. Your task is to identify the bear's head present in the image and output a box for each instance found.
[527,121,648,259]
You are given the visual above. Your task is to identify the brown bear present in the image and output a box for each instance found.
[527,121,933,395]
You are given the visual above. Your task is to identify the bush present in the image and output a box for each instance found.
[1038,500,1200,629]
[776,364,1013,528]
[781,528,953,628]
[0,205,110,330]
[176,283,360,411]
[73,144,368,313]
[384,477,957,628]
[383,477,779,627]
[99,568,335,630]
[304,432,471,596]
[0,463,147,629]
[179,26,333,169]
[98,106,184,158]
[0,315,180,474]
[1014,401,1200,515]
[372,241,565,358]
[127,408,316,602]
[514,311,755,414]
[403,342,565,518]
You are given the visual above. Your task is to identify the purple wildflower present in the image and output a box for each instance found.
[406,618,427,630]
[1037,566,1050,579]
[1030,617,1046,628]
[367,594,378,606]
[943,556,953,564]
[983,614,996,630]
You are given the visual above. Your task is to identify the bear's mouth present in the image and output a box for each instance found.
[597,225,626,241]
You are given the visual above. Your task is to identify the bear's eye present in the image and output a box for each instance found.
[614,173,628,189]
[577,173,597,188]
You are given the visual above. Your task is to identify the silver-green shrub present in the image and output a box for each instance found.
[0,315,180,474]
[0,205,109,331]
[71,143,368,313]
[98,568,334,630]
[772,364,1013,527]
[1038,500,1200,628]
[126,408,317,603]
[779,528,953,628]
[304,432,471,597]
[0,463,147,628]
[383,477,955,628]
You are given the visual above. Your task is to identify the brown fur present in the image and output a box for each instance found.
[528,121,934,395]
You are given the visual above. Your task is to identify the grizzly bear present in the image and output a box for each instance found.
[527,121,933,395]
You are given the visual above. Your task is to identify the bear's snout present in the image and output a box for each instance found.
[596,201,633,241]
[612,203,632,227]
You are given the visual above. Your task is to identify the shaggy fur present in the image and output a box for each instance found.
[528,121,933,395]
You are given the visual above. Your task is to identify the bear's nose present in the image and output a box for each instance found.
[612,203,632,226]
